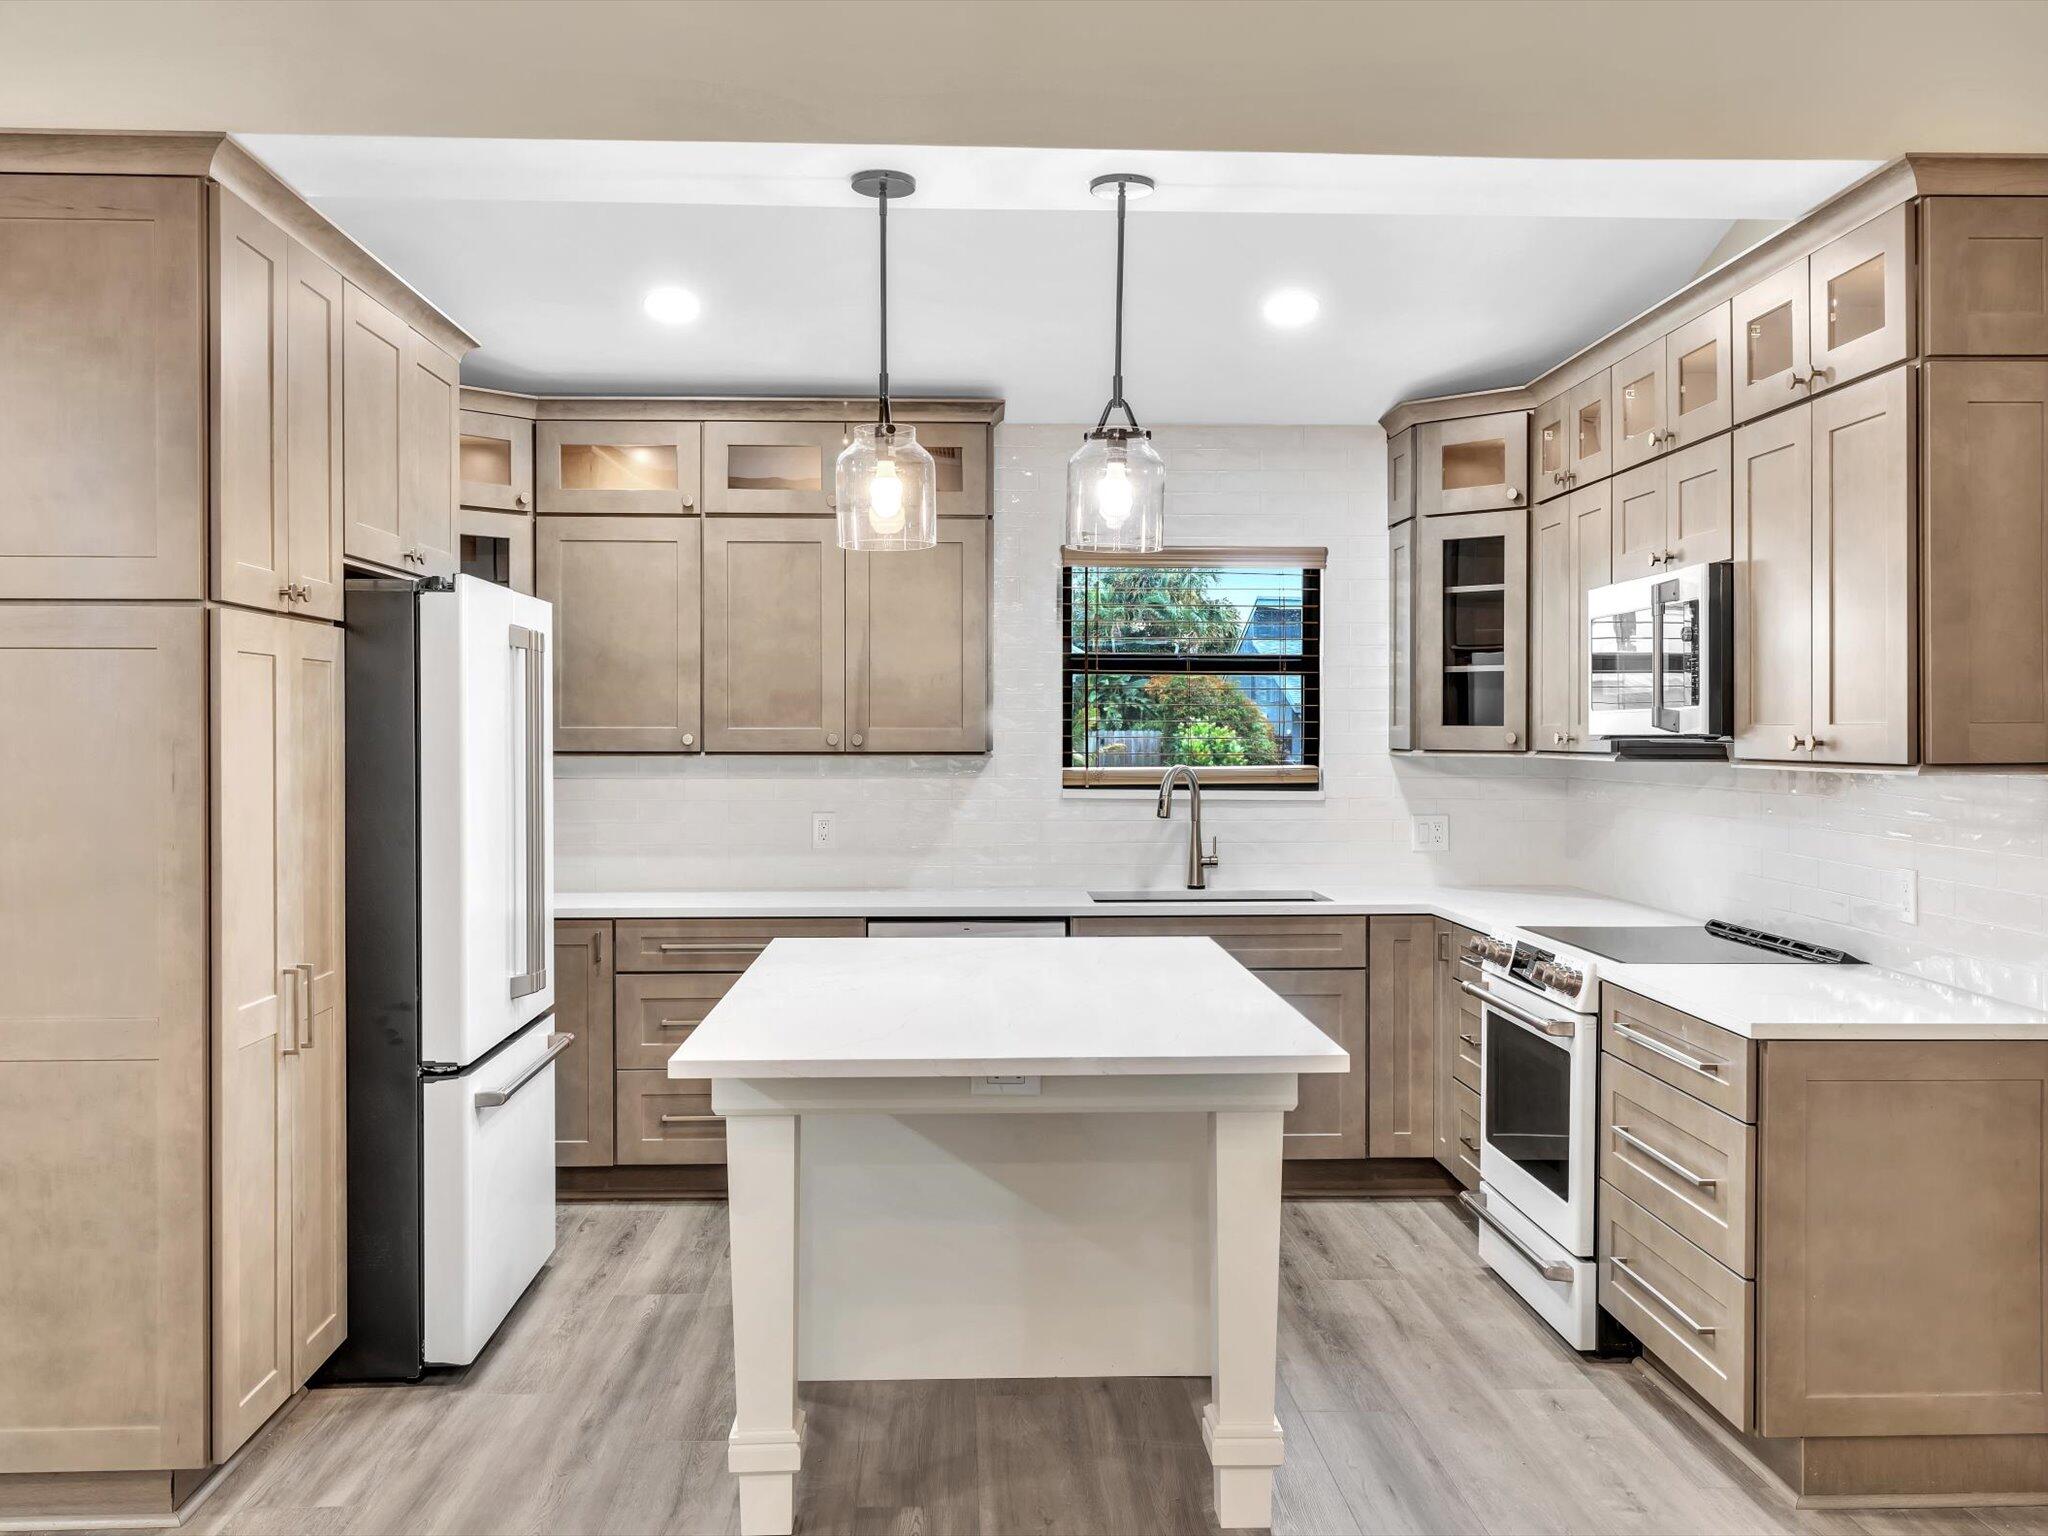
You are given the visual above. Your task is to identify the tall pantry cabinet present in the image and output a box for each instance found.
[0,133,473,1524]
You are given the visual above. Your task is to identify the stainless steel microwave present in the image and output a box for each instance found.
[1586,561,1733,740]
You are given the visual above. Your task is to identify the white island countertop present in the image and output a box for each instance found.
[669,936,1353,1079]
[570,882,2048,1042]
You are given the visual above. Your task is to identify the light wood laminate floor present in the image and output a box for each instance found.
[171,1198,2048,1536]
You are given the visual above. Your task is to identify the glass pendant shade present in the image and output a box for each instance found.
[1065,429,1166,552]
[836,423,938,552]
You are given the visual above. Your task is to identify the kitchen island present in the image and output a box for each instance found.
[672,935,1348,1535]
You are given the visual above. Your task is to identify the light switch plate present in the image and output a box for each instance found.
[1411,814,1451,853]
[1894,867,1918,925]
[811,812,836,851]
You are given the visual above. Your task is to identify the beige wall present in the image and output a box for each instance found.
[7,0,2048,159]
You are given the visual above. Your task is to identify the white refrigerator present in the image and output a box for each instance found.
[325,574,562,1381]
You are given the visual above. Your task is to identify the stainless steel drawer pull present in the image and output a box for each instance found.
[1612,1021,1721,1077]
[1610,1256,1716,1335]
[1457,1033,1481,1050]
[1458,1190,1574,1282]
[656,940,768,955]
[475,1033,574,1109]
[656,1017,697,1029]
[1459,979,1576,1038]
[1457,1135,1479,1154]
[658,1112,720,1126]
[1613,1126,1717,1189]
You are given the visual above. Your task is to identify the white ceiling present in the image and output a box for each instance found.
[246,136,1878,424]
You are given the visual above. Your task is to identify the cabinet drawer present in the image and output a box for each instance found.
[1068,915,1367,969]
[1599,1184,1752,1431]
[615,917,866,972]
[1450,962,1483,1092]
[615,972,737,1071]
[1600,1056,1755,1277]
[1450,1080,1481,1191]
[615,1069,725,1164]
[1602,985,1755,1120]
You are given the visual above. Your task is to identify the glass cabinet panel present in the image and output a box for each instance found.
[1664,302,1732,447]
[1567,368,1611,484]
[1732,259,1811,425]
[1577,398,1605,461]
[1417,508,1527,750]
[1747,304,1795,384]
[704,422,845,515]
[1418,410,1529,515]
[1807,203,1911,393]
[458,408,534,513]
[1534,393,1568,502]
[1614,336,1666,471]
[1443,439,1507,491]
[460,435,512,488]
[537,421,700,515]
[1825,254,1886,349]
[886,422,990,516]
[561,442,680,492]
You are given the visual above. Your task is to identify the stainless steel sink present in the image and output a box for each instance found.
[1088,889,1328,903]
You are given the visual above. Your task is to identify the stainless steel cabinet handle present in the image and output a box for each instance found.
[1808,736,1827,751]
[279,969,298,1056]
[1610,1256,1716,1335]
[475,1033,574,1109]
[296,963,314,1049]
[656,1017,698,1029]
[1457,1032,1481,1050]
[1788,371,1810,390]
[1459,978,1576,1037]
[657,939,767,955]
[659,1112,721,1126]
[1787,734,1808,752]
[1611,1021,1721,1077]
[1457,1135,1479,1154]
[1613,1125,1717,1189]
[1459,1190,1574,1282]
[508,625,549,1001]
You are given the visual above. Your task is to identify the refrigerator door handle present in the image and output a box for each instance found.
[509,625,548,1001]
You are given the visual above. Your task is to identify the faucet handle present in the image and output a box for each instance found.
[1202,835,1221,869]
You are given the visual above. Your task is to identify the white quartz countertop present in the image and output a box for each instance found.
[565,883,2048,1041]
[668,937,1354,1078]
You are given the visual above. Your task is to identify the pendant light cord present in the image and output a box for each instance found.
[878,186,893,432]
[1096,180,1143,434]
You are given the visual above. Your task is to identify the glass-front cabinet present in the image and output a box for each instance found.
[1732,259,1811,424]
[1416,508,1528,750]
[537,421,701,515]
[703,421,844,515]
[1417,410,1529,515]
[1533,391,1570,502]
[1568,369,1612,487]
[1809,203,1912,391]
[458,408,533,512]
[1663,302,1731,448]
[1389,518,1415,749]
[1612,337,1667,472]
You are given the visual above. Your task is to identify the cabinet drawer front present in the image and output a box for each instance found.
[1599,1183,1753,1431]
[615,1070,724,1164]
[1068,915,1368,969]
[1450,958,1483,1091]
[1600,1056,1755,1277]
[1602,985,1754,1119]
[1450,1080,1481,1191]
[615,917,866,972]
[615,972,737,1071]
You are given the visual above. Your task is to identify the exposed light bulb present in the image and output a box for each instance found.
[1096,459,1134,528]
[867,457,906,534]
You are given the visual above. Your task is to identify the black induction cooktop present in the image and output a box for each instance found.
[1525,922,1862,966]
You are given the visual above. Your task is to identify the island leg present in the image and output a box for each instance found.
[726,1112,803,1536]
[1204,1108,1286,1530]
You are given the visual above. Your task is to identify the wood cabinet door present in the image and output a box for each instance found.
[1610,460,1666,582]
[1530,496,1574,750]
[1731,405,1814,762]
[1809,203,1913,394]
[845,517,989,752]
[1387,427,1415,522]
[1568,480,1614,753]
[285,619,345,1385]
[459,409,534,513]
[1760,1040,2048,1437]
[0,175,204,600]
[1368,916,1436,1159]
[211,189,290,614]
[1612,337,1668,472]
[704,421,843,515]
[893,422,990,517]
[210,606,296,1459]
[341,284,408,571]
[537,420,700,516]
[459,506,535,595]
[1809,366,1914,765]
[1922,360,2048,763]
[536,516,702,752]
[285,241,346,621]
[401,330,459,578]
[1663,302,1733,449]
[552,921,614,1168]
[1732,257,1812,425]
[1665,434,1733,568]
[1923,198,2048,355]
[1388,518,1415,751]
[0,606,207,1473]
[1568,369,1613,485]
[1415,507,1528,751]
[702,517,846,751]
[1419,411,1529,516]
[1532,391,1571,503]
[1258,969,1366,1160]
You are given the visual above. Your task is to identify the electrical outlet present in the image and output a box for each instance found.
[1410,814,1451,853]
[811,812,836,851]
[1894,867,1918,925]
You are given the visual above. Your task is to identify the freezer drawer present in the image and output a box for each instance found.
[422,1016,565,1366]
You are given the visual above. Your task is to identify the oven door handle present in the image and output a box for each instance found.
[1459,1190,1575,1283]
[1459,978,1577,1038]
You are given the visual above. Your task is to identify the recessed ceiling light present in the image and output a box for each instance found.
[643,285,702,324]
[1262,288,1320,329]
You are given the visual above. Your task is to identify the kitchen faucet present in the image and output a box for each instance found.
[1156,765,1221,889]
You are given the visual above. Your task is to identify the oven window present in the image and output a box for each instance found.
[1589,599,1654,717]
[1485,1015,1572,1200]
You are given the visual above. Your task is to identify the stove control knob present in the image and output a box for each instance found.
[1462,935,1490,963]
[1546,963,1584,997]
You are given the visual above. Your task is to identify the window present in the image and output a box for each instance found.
[1061,547,1323,788]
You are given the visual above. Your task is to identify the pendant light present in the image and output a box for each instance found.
[1066,172,1166,553]
[836,169,938,552]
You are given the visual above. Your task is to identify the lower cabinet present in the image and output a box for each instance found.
[1432,923,1482,1188]
[1367,916,1435,1157]
[1259,969,1367,1159]
[552,921,614,1168]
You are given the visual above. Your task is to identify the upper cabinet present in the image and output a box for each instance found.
[701,517,847,751]
[704,421,841,516]
[899,423,991,518]
[1414,506,1528,751]
[1533,392,1569,502]
[1416,410,1529,516]
[1732,260,1813,424]
[400,330,459,578]
[1388,518,1415,751]
[1665,304,1732,449]
[0,175,204,600]
[1922,198,2048,356]
[1531,481,1613,753]
[1611,436,1732,582]
[283,243,346,620]
[1535,370,1613,503]
[459,409,534,513]
[537,421,700,516]
[340,286,408,571]
[1612,337,1668,472]
[1387,427,1416,522]
[845,518,991,753]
